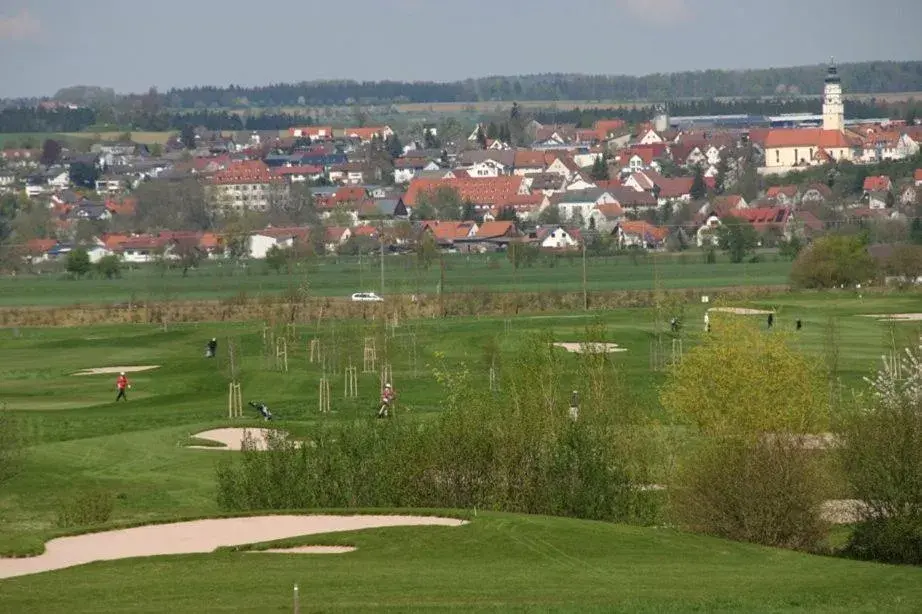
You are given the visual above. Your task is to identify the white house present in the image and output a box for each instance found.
[536,226,579,249]
[86,245,113,263]
[564,175,597,191]
[555,189,616,223]
[47,170,70,189]
[464,160,503,178]
[637,130,664,145]
[248,233,295,259]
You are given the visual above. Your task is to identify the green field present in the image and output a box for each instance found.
[0,252,792,307]
[1,290,921,611]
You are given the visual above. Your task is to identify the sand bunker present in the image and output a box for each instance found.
[0,514,466,580]
[553,342,627,354]
[72,365,160,376]
[187,428,287,451]
[862,313,922,322]
[763,432,839,450]
[708,307,774,315]
[257,545,357,554]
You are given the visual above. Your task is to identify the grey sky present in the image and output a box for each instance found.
[1,0,920,97]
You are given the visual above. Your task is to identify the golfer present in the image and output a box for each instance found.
[377,383,395,418]
[115,372,130,402]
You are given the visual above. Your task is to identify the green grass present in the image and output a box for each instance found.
[4,512,922,613]
[1,292,922,611]
[0,251,792,307]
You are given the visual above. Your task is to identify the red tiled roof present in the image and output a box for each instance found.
[619,221,669,241]
[25,238,56,254]
[766,185,798,199]
[764,129,856,149]
[427,221,477,241]
[513,149,552,169]
[863,175,892,192]
[594,203,625,220]
[404,177,525,207]
[209,160,276,185]
[476,221,516,238]
[656,177,694,199]
[728,207,792,232]
[272,165,323,176]
[915,169,922,182]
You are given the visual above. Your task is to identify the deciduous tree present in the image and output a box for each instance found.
[716,216,758,263]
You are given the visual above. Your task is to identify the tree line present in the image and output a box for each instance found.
[160,61,922,107]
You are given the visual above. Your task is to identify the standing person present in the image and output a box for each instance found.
[115,372,130,402]
[703,312,710,333]
[206,338,217,358]
[796,319,802,331]
[377,383,395,418]
[767,313,774,329]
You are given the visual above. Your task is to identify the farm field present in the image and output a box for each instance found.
[0,131,174,148]
[0,251,792,307]
[1,291,921,611]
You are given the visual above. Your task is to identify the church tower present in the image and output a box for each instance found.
[822,59,844,133]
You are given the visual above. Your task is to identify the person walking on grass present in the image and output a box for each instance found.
[115,372,130,402]
[377,383,395,418]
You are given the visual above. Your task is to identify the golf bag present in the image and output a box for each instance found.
[248,401,273,421]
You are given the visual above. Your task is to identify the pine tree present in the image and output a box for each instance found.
[476,126,487,149]
[690,165,707,201]
[486,122,498,139]
[714,156,729,194]
[589,155,609,181]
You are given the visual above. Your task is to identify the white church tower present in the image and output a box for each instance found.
[822,59,845,133]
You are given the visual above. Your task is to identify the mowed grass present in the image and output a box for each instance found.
[1,292,922,611]
[4,512,922,613]
[0,251,792,307]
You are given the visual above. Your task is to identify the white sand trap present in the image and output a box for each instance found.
[187,428,289,451]
[708,307,774,315]
[72,365,160,376]
[553,342,627,354]
[0,514,466,580]
[257,545,357,554]
[862,313,922,322]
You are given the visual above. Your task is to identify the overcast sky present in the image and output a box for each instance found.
[1,0,920,97]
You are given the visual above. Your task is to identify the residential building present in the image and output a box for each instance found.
[207,160,287,211]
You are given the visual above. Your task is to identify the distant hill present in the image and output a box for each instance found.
[157,61,922,109]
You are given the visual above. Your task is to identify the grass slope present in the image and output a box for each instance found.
[3,512,922,613]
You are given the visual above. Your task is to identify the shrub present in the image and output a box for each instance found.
[56,490,115,528]
[840,340,922,564]
[672,437,829,550]
[217,332,660,524]
[661,315,831,550]
[790,234,878,288]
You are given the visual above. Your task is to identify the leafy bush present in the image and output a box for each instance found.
[671,437,829,550]
[840,340,922,564]
[217,332,660,524]
[56,490,115,528]
[661,315,831,550]
[790,234,878,288]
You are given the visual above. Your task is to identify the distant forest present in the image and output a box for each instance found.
[0,96,914,135]
[156,61,922,108]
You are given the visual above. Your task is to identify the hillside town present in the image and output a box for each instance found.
[1,62,921,268]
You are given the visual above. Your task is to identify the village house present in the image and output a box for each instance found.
[554,189,618,223]
[800,183,833,204]
[616,221,669,250]
[248,226,312,259]
[765,185,799,205]
[534,225,581,250]
[588,203,625,233]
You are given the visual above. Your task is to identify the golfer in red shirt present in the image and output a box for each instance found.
[116,372,130,402]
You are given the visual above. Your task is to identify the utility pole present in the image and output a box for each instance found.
[379,224,385,296]
[582,237,588,311]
